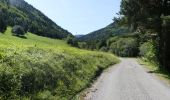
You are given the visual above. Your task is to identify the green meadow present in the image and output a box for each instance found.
[0,27,119,99]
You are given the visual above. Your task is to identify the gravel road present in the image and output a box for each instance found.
[84,58,170,100]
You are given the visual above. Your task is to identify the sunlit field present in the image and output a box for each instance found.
[0,27,119,99]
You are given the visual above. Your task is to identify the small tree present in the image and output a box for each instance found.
[12,25,26,36]
[66,35,78,47]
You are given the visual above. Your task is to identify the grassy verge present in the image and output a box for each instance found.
[0,27,119,100]
[138,58,170,85]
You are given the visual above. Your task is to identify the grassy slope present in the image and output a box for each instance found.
[0,28,119,100]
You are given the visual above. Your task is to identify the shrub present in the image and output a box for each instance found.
[139,40,158,63]
[109,37,139,57]
[12,25,26,36]
[100,47,108,52]
[66,35,78,47]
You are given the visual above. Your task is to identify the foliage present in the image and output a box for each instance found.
[66,35,78,47]
[78,42,87,49]
[139,40,158,64]
[120,0,170,72]
[0,27,119,99]
[12,25,25,36]
[108,36,139,57]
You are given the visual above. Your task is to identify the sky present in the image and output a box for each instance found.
[25,0,121,35]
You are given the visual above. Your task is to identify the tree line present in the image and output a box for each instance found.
[120,0,170,71]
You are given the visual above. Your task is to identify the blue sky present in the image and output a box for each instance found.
[25,0,121,35]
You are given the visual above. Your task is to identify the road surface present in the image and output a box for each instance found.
[84,58,170,100]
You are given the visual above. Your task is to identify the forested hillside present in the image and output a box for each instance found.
[0,0,71,39]
[77,21,131,51]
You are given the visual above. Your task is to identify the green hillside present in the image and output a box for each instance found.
[0,28,119,99]
[77,23,129,42]
[0,0,71,39]
[77,22,130,55]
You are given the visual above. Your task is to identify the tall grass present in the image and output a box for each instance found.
[0,28,119,99]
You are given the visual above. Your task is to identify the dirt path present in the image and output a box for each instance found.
[84,58,170,100]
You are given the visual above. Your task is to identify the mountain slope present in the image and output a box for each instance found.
[77,22,130,50]
[0,0,71,39]
[77,23,129,42]
[76,21,139,57]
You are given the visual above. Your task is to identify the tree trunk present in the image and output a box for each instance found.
[162,17,170,72]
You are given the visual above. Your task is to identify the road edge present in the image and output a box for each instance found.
[137,58,170,88]
[72,62,121,100]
